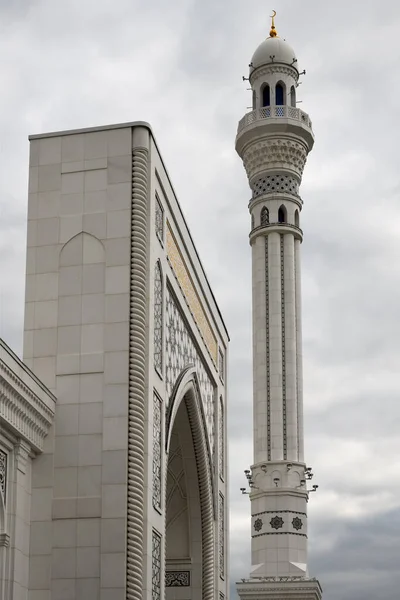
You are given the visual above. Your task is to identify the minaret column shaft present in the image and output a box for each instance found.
[295,238,304,462]
[268,232,284,462]
[283,233,299,462]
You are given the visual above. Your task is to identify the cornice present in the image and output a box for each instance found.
[0,371,54,453]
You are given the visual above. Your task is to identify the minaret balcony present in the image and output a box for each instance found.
[236,105,314,156]
[238,105,312,133]
[249,222,303,244]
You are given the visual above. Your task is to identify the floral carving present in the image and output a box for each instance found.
[243,139,308,180]
[254,518,263,532]
[270,516,284,530]
[292,517,303,531]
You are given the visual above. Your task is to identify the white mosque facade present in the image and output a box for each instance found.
[0,123,229,600]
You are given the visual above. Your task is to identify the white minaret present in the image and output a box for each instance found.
[236,13,323,600]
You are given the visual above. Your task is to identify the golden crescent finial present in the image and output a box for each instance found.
[270,9,278,37]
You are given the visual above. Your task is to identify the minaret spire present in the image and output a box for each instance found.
[269,10,278,37]
[235,17,323,600]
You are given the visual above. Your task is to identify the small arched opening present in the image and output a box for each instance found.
[290,86,296,107]
[295,210,300,227]
[262,84,271,107]
[278,205,287,223]
[275,82,285,106]
[261,207,269,226]
[252,89,256,110]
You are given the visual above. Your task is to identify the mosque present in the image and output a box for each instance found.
[0,12,322,600]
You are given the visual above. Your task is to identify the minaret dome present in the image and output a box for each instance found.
[249,13,300,112]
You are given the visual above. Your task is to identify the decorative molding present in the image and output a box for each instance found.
[0,533,10,547]
[152,530,162,600]
[0,450,6,503]
[243,139,308,180]
[0,374,54,453]
[249,223,303,245]
[250,64,300,85]
[165,289,215,455]
[127,146,148,600]
[165,571,190,587]
[265,237,271,461]
[281,235,287,460]
[153,261,163,374]
[253,510,307,517]
[219,493,225,579]
[166,223,218,363]
[152,393,162,511]
[253,531,308,538]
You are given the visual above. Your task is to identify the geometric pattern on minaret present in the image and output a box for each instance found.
[236,13,323,600]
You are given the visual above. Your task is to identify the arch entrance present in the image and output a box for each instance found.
[165,374,215,600]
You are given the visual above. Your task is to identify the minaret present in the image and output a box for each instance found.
[236,13,322,600]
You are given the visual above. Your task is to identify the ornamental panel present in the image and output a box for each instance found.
[166,289,215,453]
[0,450,6,504]
[155,194,164,242]
[166,224,218,363]
[152,393,162,511]
[219,398,224,480]
[152,530,162,600]
[252,174,299,198]
[166,571,190,587]
[219,493,225,579]
[154,262,163,373]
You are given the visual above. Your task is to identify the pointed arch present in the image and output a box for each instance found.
[295,209,300,227]
[276,82,286,106]
[252,89,256,110]
[59,231,105,266]
[166,366,215,600]
[290,85,296,107]
[278,205,287,223]
[261,206,269,226]
[262,84,271,107]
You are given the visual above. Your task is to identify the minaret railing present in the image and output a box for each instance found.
[237,106,313,134]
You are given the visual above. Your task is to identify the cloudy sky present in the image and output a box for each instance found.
[1,0,400,598]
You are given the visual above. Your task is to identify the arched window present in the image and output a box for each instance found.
[252,89,256,110]
[251,214,255,230]
[290,86,296,107]
[295,210,299,227]
[261,206,269,226]
[154,261,163,373]
[276,83,285,106]
[278,205,287,223]
[262,84,271,107]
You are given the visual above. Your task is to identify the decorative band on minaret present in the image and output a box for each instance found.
[236,13,323,600]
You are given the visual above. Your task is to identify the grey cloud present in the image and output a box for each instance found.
[1,1,400,599]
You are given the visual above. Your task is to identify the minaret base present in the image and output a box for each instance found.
[237,577,323,600]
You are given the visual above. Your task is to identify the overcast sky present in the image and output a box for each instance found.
[1,1,400,598]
